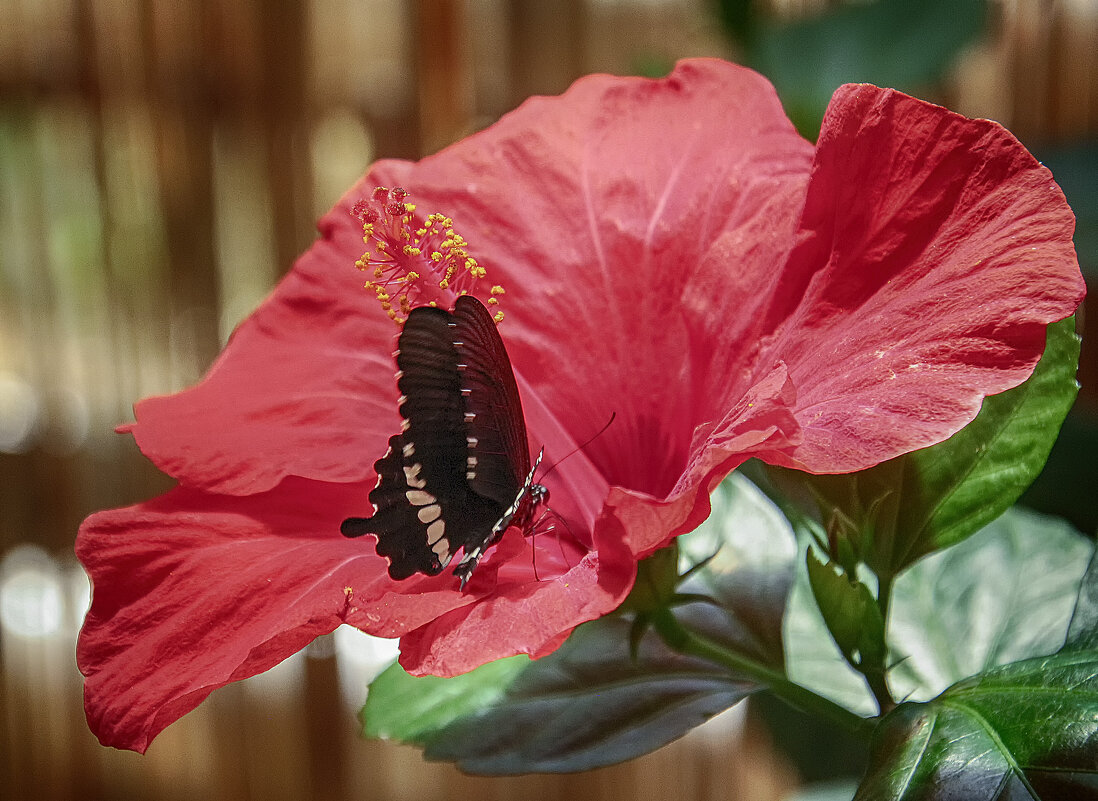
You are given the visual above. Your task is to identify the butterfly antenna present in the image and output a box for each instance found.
[539,412,616,482]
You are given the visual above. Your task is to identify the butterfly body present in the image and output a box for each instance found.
[342,296,547,588]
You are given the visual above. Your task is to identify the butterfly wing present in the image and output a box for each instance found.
[450,295,531,507]
[341,305,501,579]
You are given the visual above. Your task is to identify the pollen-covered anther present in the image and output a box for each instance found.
[349,186,507,325]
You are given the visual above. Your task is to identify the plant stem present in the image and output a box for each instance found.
[863,668,896,717]
[650,609,873,739]
[877,570,895,626]
[866,571,897,715]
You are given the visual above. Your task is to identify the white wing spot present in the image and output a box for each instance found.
[403,463,426,489]
[406,489,437,506]
[418,504,441,524]
[402,442,415,457]
[431,535,450,559]
[400,418,410,432]
[467,437,478,447]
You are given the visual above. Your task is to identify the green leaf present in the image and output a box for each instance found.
[359,473,796,774]
[362,656,528,742]
[888,507,1093,702]
[786,506,1093,718]
[749,0,987,137]
[806,550,886,674]
[1066,549,1098,651]
[420,617,758,774]
[785,548,879,716]
[781,317,1081,578]
[890,319,1081,567]
[674,472,799,668]
[854,649,1098,800]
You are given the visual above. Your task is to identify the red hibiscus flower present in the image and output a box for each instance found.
[76,58,1084,753]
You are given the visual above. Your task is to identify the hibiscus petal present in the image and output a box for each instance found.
[122,198,400,494]
[126,59,819,512]
[759,84,1085,473]
[77,479,479,752]
[606,362,803,559]
[597,81,1084,560]
[119,60,1082,512]
[398,516,636,676]
[367,59,816,504]
[357,60,821,567]
[80,61,1087,748]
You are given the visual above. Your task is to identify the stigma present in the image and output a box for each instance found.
[352,187,506,325]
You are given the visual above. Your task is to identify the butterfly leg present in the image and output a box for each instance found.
[526,507,579,579]
[452,546,487,590]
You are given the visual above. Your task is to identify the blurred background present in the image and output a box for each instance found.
[1,1,1095,799]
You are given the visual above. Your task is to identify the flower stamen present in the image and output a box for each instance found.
[352,187,504,325]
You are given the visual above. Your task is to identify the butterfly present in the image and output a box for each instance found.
[341,295,548,589]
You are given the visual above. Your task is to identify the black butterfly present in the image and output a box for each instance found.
[341,295,548,588]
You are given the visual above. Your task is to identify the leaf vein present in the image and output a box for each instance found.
[940,698,1041,798]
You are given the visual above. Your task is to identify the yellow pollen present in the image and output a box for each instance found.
[350,187,508,326]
